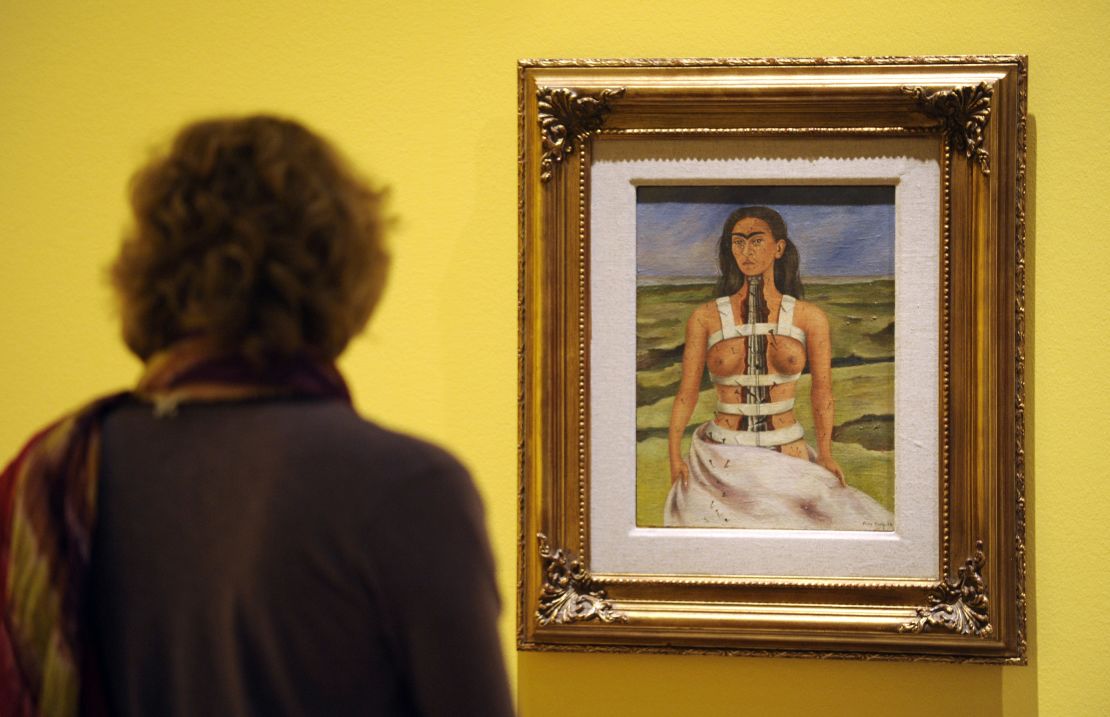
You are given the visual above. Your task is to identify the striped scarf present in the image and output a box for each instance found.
[0,343,349,716]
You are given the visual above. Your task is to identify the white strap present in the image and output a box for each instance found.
[777,294,797,337]
[703,420,804,448]
[717,296,738,339]
[710,296,740,346]
[709,371,802,387]
[715,397,796,417]
[707,320,806,348]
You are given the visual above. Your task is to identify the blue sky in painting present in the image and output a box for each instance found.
[636,186,895,280]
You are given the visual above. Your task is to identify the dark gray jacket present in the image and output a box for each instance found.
[89,396,512,716]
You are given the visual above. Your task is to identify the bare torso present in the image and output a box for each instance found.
[702,292,811,461]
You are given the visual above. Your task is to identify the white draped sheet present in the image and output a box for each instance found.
[665,424,894,531]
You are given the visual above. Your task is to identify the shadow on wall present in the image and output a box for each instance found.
[517,651,1014,717]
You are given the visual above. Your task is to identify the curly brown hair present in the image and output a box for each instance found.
[112,115,389,362]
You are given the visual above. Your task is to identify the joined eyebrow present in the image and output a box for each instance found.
[731,231,766,239]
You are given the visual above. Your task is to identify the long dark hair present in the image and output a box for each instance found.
[714,206,804,298]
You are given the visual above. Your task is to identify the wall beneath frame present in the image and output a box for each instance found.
[1,0,1107,714]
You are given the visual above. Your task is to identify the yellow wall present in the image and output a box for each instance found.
[2,1,1107,714]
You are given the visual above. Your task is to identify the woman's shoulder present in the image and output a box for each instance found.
[285,402,466,478]
[694,298,721,316]
[688,299,722,330]
[789,297,829,331]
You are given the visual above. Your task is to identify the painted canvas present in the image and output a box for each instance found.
[635,185,896,531]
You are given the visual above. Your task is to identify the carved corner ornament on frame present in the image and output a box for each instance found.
[536,86,624,182]
[900,541,994,637]
[536,534,626,626]
[903,81,993,175]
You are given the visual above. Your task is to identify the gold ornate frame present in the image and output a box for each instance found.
[518,57,1026,662]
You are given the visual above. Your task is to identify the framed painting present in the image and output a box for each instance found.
[518,56,1027,661]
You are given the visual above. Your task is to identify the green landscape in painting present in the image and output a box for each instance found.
[636,278,895,527]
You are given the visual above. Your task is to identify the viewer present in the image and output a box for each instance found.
[0,115,514,716]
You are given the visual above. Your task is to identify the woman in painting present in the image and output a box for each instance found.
[665,205,892,529]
